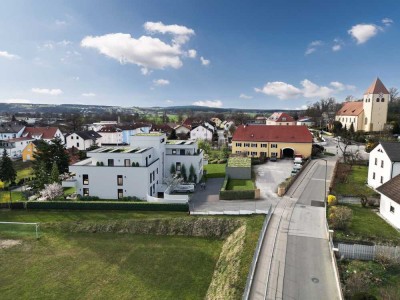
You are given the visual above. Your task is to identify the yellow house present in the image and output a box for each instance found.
[232,125,312,159]
[22,141,39,162]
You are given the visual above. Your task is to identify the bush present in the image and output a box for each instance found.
[329,206,352,230]
[78,195,100,201]
[327,195,337,206]
[24,201,189,211]
[220,177,255,200]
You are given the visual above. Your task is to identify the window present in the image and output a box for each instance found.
[117,175,123,186]
[251,151,257,156]
[108,159,114,166]
[156,168,158,174]
[71,136,73,139]
[149,186,152,196]
[77,142,79,148]
[83,174,89,185]
[236,151,241,154]
[172,149,177,155]
[282,117,286,121]
[124,159,130,167]
[236,143,242,147]
[271,152,277,157]
[381,160,384,168]
[261,143,267,148]
[375,158,377,165]
[376,98,380,102]
[83,188,89,196]
[118,189,123,199]
[390,205,395,213]
[271,144,277,148]
[381,98,385,102]
[380,176,383,184]
[251,143,257,148]
[149,173,152,183]
[176,162,181,171]
[373,172,375,180]
[244,143,250,147]
[365,117,368,125]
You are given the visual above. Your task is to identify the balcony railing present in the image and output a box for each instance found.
[166,150,203,156]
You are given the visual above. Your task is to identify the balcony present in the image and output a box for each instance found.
[166,149,203,156]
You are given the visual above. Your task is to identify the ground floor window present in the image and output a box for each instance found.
[83,188,89,196]
[118,189,123,199]
[390,205,395,213]
[271,152,278,157]
[251,151,257,156]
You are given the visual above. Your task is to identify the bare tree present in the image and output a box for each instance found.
[389,87,399,103]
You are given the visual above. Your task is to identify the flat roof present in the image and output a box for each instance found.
[90,146,151,154]
[227,156,251,168]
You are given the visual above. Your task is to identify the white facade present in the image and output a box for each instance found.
[174,125,190,136]
[0,125,25,140]
[0,137,33,159]
[190,125,213,141]
[379,195,400,229]
[68,133,203,200]
[66,133,101,150]
[98,130,123,145]
[363,91,389,132]
[368,143,400,189]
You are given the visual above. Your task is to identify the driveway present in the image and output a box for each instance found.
[189,159,293,214]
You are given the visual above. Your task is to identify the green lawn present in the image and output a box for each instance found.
[227,179,255,191]
[63,187,76,195]
[333,165,378,197]
[204,163,226,178]
[332,204,400,245]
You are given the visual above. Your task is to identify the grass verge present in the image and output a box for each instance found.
[333,164,377,197]
[226,179,255,191]
[204,163,226,178]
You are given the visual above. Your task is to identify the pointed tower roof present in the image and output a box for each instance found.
[364,77,389,95]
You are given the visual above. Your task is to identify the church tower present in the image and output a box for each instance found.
[362,78,389,132]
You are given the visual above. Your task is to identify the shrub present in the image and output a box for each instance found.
[78,196,100,201]
[327,195,337,206]
[328,206,352,230]
[219,189,255,200]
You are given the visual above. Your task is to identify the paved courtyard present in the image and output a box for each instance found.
[189,159,293,214]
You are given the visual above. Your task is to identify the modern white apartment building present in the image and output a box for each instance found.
[67,132,203,200]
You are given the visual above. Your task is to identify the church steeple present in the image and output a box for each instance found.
[364,77,389,95]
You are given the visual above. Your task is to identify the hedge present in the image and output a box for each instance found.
[17,201,189,212]
[219,176,255,200]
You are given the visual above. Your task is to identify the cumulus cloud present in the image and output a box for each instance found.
[153,79,170,86]
[0,51,20,60]
[144,21,195,45]
[332,44,341,51]
[382,18,394,26]
[187,49,197,58]
[305,40,323,55]
[200,56,210,66]
[332,38,344,52]
[0,98,31,104]
[348,24,381,44]
[239,93,253,99]
[31,88,63,96]
[192,100,222,108]
[82,92,96,97]
[255,79,355,99]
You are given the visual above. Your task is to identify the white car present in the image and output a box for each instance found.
[173,184,195,193]
[293,164,302,170]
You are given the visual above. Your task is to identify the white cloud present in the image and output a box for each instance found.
[81,33,183,71]
[382,18,394,26]
[82,92,96,97]
[153,79,170,86]
[144,21,195,45]
[58,40,72,46]
[305,40,323,55]
[200,56,210,66]
[55,19,67,26]
[239,93,253,99]
[0,51,20,60]
[332,38,344,52]
[0,98,31,104]
[166,100,174,103]
[187,49,197,58]
[255,79,355,99]
[348,24,381,44]
[31,88,63,96]
[192,100,222,108]
[332,44,341,51]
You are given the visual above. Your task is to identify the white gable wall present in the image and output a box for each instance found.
[380,194,400,230]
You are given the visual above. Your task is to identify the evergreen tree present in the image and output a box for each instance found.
[170,163,176,175]
[169,129,178,140]
[0,149,16,186]
[189,164,196,183]
[33,161,48,190]
[392,122,400,135]
[50,161,60,183]
[349,123,355,134]
[181,164,187,182]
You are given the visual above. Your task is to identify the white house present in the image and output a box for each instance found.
[87,121,118,132]
[367,142,400,189]
[97,126,123,145]
[0,123,25,140]
[190,124,213,141]
[0,137,34,159]
[266,112,296,126]
[297,118,315,127]
[66,132,203,200]
[377,174,400,229]
[66,131,102,150]
[174,124,190,138]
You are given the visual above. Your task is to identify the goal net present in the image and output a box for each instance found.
[0,222,40,239]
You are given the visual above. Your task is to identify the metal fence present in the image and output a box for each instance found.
[338,243,400,262]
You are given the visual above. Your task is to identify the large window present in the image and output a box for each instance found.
[117,175,123,186]
[108,159,114,166]
[251,143,257,148]
[124,159,130,167]
[83,188,89,196]
[118,189,123,199]
[271,152,277,157]
[83,174,89,185]
[271,144,277,148]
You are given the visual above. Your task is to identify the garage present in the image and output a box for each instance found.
[282,148,294,158]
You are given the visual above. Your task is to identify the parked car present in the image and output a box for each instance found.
[294,157,303,164]
[291,169,298,176]
[270,156,277,162]
[173,184,195,193]
[293,164,302,170]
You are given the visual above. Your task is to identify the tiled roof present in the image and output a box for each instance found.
[380,142,400,162]
[364,77,389,95]
[117,123,151,130]
[98,126,121,133]
[74,131,102,140]
[6,137,33,142]
[377,174,400,204]
[336,101,363,116]
[22,127,60,140]
[232,125,313,143]
[268,112,295,122]
[0,123,25,133]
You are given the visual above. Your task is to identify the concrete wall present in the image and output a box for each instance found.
[226,166,251,179]
[380,194,400,229]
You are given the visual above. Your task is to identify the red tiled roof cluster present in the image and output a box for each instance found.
[268,112,295,122]
[232,125,312,143]
[22,127,60,140]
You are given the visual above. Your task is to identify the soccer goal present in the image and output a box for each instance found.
[0,222,40,239]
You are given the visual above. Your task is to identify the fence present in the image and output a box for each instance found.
[337,243,400,263]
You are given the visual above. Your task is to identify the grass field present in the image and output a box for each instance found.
[0,210,265,299]
[227,179,255,191]
[333,165,377,197]
[204,163,226,178]
[332,204,400,245]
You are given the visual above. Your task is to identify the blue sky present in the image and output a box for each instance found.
[0,0,399,109]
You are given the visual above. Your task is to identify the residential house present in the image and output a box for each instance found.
[210,117,222,127]
[67,132,203,200]
[174,124,190,139]
[190,124,214,141]
[367,142,400,189]
[151,123,174,137]
[87,121,118,132]
[0,137,34,159]
[66,131,102,150]
[297,117,315,127]
[22,127,64,143]
[97,126,123,145]
[266,112,296,126]
[376,174,400,229]
[232,125,312,159]
[335,78,389,132]
[22,140,40,162]
[0,123,25,140]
